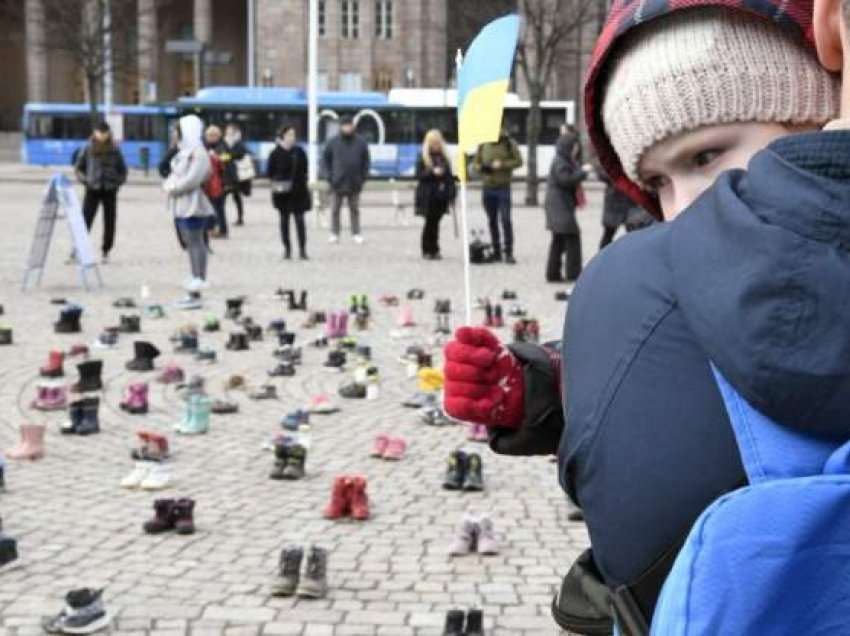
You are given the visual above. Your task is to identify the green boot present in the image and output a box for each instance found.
[175,395,210,434]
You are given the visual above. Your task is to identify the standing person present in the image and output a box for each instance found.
[598,167,633,249]
[163,115,215,292]
[543,132,587,282]
[267,125,311,260]
[415,129,456,260]
[74,121,127,264]
[321,116,370,244]
[204,125,228,238]
[224,123,251,226]
[473,127,523,264]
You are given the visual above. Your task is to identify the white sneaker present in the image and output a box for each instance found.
[353,235,365,244]
[328,234,340,244]
[121,462,152,489]
[140,463,172,490]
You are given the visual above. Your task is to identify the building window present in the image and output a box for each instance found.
[318,0,326,36]
[340,72,363,92]
[375,1,392,39]
[341,0,359,38]
[373,69,393,92]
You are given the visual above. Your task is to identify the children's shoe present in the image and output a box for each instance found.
[145,304,166,319]
[269,442,289,480]
[40,350,65,378]
[225,374,246,391]
[272,545,303,597]
[420,406,453,427]
[397,305,416,327]
[493,304,504,328]
[464,608,485,636]
[323,350,346,371]
[0,518,19,567]
[140,463,172,491]
[156,364,184,385]
[463,453,485,492]
[382,438,406,461]
[370,434,389,458]
[442,609,465,636]
[296,545,328,598]
[402,391,438,409]
[350,476,370,521]
[308,394,340,415]
[249,385,278,400]
[119,382,149,415]
[473,423,489,443]
[143,499,176,534]
[67,344,89,358]
[172,498,196,535]
[268,362,296,378]
[443,451,466,491]
[477,516,499,555]
[195,349,217,364]
[281,444,307,480]
[281,409,309,432]
[42,588,110,635]
[449,514,478,556]
[121,462,152,489]
[338,381,366,399]
[202,316,220,332]
[323,476,351,519]
[211,399,238,414]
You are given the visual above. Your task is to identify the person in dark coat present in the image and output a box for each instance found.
[597,167,633,248]
[414,129,456,260]
[267,125,311,260]
[321,116,371,244]
[543,133,587,282]
[74,121,127,263]
[224,123,251,226]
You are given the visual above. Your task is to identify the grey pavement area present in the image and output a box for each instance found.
[0,167,614,636]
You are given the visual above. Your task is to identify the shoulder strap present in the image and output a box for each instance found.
[711,365,841,483]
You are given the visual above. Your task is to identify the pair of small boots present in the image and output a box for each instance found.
[119,383,149,414]
[483,301,504,328]
[116,314,141,334]
[174,394,210,435]
[6,424,46,461]
[280,289,308,311]
[324,311,349,339]
[226,332,250,351]
[0,326,12,345]
[43,588,110,635]
[443,451,484,492]
[323,475,370,520]
[156,363,185,385]
[71,360,103,393]
[31,383,68,411]
[270,442,307,480]
[443,608,484,636]
[143,498,195,535]
[62,397,100,435]
[126,341,160,371]
[513,318,541,344]
[449,514,499,556]
[0,517,18,568]
[272,545,328,598]
[54,305,82,334]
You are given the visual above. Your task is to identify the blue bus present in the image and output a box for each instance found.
[22,87,574,177]
[22,103,175,169]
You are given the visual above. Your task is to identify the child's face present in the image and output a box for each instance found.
[638,122,808,219]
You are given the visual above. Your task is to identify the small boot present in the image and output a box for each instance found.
[397,305,415,327]
[323,350,346,371]
[336,312,349,338]
[281,444,307,480]
[40,350,65,378]
[120,383,149,415]
[324,312,339,339]
[443,451,466,491]
[349,294,360,314]
[71,359,103,392]
[449,514,478,556]
[0,327,12,345]
[464,609,485,636]
[225,332,249,351]
[174,332,199,353]
[296,545,328,598]
[484,301,494,327]
[7,424,45,461]
[323,476,351,519]
[42,587,110,634]
[270,442,289,480]
[175,395,210,434]
[278,331,296,346]
[32,384,67,411]
[225,298,243,320]
[285,290,297,312]
[493,304,504,328]
[477,516,499,555]
[118,314,141,334]
[126,341,160,372]
[296,290,308,311]
[443,609,465,636]
[0,456,5,491]
[65,397,99,435]
[54,305,82,334]
[350,476,370,521]
[272,545,303,596]
[143,499,176,534]
[0,518,17,567]
[463,453,485,492]
[172,498,196,534]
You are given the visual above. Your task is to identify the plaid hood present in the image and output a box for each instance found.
[584,0,819,219]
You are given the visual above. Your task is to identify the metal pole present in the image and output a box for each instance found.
[247,0,256,87]
[103,0,113,111]
[456,49,472,326]
[307,0,319,187]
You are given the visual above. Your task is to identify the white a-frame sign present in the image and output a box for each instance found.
[22,174,103,291]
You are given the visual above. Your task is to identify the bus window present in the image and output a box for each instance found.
[503,109,526,143]
[540,109,566,144]
[382,109,413,144]
[63,116,91,140]
[412,109,457,144]
[124,115,153,141]
[27,114,54,138]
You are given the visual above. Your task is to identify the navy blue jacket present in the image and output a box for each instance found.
[560,131,850,592]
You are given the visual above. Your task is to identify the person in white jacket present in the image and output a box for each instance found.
[163,115,214,294]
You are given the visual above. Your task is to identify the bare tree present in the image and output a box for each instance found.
[447,1,518,86]
[516,0,600,205]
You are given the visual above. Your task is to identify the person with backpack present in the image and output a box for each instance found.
[415,129,456,260]
[473,127,523,264]
[203,125,228,238]
[442,0,844,631]
[162,115,214,292]
[267,125,311,260]
[543,131,587,282]
[74,121,127,264]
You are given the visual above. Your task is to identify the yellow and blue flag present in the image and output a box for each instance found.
[456,14,521,183]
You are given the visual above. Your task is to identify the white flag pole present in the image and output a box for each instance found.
[456,49,473,326]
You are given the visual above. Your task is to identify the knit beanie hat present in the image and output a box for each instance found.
[601,7,840,185]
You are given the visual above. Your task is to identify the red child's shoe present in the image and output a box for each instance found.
[323,476,352,520]
[350,475,370,521]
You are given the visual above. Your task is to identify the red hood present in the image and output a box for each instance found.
[584,0,818,219]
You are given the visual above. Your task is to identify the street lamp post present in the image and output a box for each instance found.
[307,0,319,188]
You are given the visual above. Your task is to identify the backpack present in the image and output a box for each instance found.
[204,152,224,199]
[645,367,850,636]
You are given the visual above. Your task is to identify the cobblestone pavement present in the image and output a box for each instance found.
[0,169,609,636]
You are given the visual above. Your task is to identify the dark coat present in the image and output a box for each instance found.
[560,131,850,612]
[266,144,311,213]
[598,168,633,228]
[543,135,586,235]
[321,133,370,194]
[74,139,127,191]
[414,152,456,217]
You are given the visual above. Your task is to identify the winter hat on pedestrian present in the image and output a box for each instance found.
[584,0,840,218]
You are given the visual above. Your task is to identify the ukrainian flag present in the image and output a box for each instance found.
[456,14,521,183]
